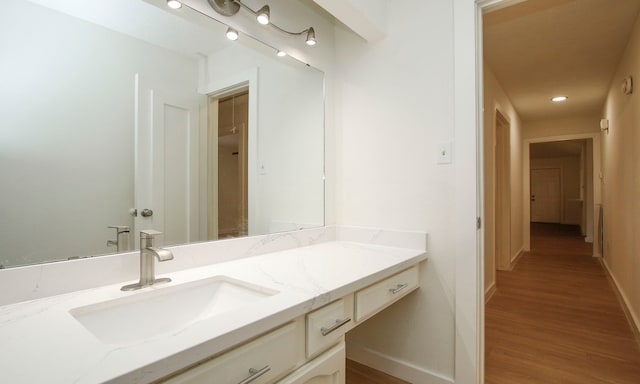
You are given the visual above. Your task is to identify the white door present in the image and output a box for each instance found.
[531,168,561,223]
[134,74,200,248]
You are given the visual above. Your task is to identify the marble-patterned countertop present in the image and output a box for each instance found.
[0,241,426,384]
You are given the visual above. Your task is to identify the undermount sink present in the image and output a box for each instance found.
[69,276,278,345]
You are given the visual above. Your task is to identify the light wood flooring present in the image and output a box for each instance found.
[346,359,410,384]
[485,223,640,383]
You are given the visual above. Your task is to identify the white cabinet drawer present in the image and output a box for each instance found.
[355,266,419,322]
[306,296,353,358]
[163,322,302,384]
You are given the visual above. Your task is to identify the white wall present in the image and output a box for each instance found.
[0,0,199,267]
[333,0,477,382]
[483,63,524,294]
[523,115,600,139]
[600,10,640,332]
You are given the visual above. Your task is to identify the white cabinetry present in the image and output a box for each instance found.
[355,266,418,322]
[306,296,354,358]
[163,321,303,384]
[161,264,420,384]
[276,342,345,384]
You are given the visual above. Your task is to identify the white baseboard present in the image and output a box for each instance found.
[510,247,524,269]
[347,342,454,384]
[485,281,497,303]
[601,260,640,340]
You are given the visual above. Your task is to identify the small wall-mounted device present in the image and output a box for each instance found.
[600,118,609,134]
[622,76,633,95]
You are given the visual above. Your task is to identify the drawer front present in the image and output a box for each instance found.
[164,322,300,384]
[276,342,345,384]
[355,266,419,322]
[306,297,353,358]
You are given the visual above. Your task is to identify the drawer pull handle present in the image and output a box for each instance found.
[389,283,409,294]
[238,365,271,384]
[321,317,351,336]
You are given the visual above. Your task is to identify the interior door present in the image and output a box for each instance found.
[134,74,201,248]
[531,168,561,223]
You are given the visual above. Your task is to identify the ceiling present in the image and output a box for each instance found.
[483,0,640,122]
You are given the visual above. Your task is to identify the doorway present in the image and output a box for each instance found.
[208,88,249,240]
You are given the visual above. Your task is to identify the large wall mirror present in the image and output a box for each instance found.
[0,0,325,268]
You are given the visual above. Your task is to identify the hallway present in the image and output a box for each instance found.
[485,223,640,383]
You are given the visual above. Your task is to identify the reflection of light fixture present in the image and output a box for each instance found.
[166,0,182,9]
[551,96,568,102]
[277,50,287,57]
[256,5,270,25]
[207,0,316,46]
[305,28,316,45]
[600,118,609,134]
[226,27,239,41]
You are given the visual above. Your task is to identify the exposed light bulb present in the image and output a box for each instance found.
[305,27,316,46]
[166,0,182,9]
[226,27,239,41]
[551,96,568,102]
[256,5,270,25]
[277,50,287,57]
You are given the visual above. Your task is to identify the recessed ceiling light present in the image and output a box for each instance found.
[276,50,287,57]
[551,96,568,102]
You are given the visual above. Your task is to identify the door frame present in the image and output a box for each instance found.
[523,133,602,255]
[200,67,259,237]
[494,110,511,271]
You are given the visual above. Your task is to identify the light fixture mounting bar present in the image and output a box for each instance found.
[207,0,316,45]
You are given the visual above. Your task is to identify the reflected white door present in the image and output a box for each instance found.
[531,168,561,223]
[134,74,200,248]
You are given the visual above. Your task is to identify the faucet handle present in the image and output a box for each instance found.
[108,225,130,233]
[140,229,162,238]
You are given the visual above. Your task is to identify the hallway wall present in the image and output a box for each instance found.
[483,64,524,294]
[601,10,640,331]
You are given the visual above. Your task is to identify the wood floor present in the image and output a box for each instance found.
[485,223,640,384]
[346,359,410,384]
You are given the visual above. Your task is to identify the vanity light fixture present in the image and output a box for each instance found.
[166,0,182,9]
[207,0,316,46]
[226,27,239,41]
[256,5,270,25]
[551,96,568,102]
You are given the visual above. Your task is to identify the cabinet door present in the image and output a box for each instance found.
[276,342,345,384]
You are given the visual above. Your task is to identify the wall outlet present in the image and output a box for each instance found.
[437,141,453,164]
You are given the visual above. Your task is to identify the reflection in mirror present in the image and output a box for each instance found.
[0,0,324,268]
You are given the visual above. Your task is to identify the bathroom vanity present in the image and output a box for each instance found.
[0,227,427,384]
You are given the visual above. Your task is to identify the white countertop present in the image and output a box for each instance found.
[0,240,426,384]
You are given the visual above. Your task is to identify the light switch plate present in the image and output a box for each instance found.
[437,141,453,164]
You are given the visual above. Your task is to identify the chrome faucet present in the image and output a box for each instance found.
[121,230,173,291]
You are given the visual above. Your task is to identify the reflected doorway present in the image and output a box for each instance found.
[208,89,249,240]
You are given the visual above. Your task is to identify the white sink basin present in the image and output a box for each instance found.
[69,276,277,345]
